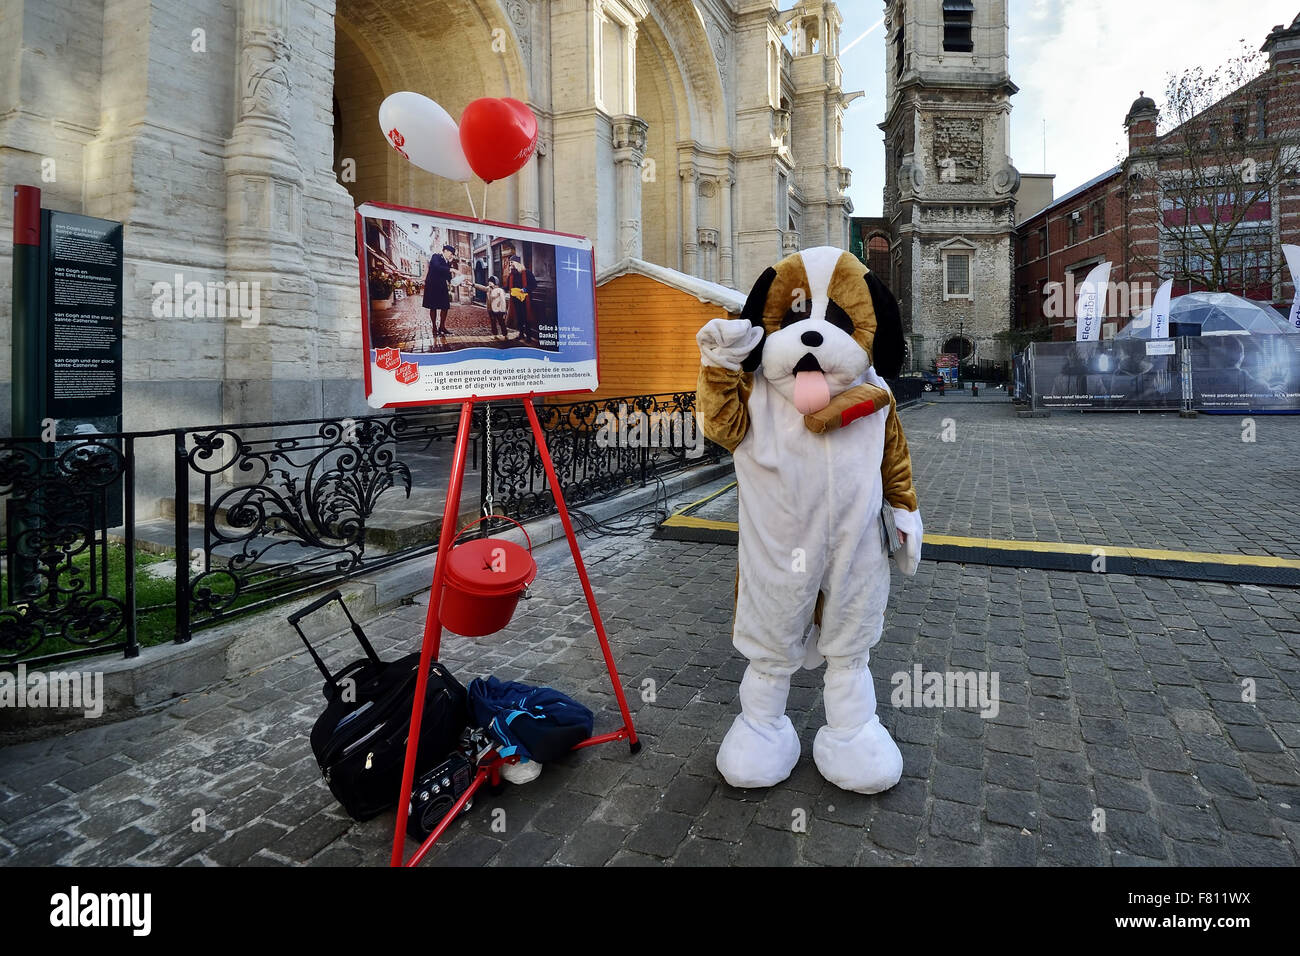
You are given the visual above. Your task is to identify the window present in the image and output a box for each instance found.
[894,2,906,78]
[1091,199,1105,237]
[945,252,971,298]
[868,235,891,277]
[1038,226,1048,258]
[1257,93,1268,139]
[942,0,975,53]
[1232,109,1246,141]
[599,17,626,114]
[1067,213,1080,246]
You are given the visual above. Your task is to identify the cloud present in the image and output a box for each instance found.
[843,0,1300,216]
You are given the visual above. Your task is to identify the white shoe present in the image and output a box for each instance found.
[500,760,542,785]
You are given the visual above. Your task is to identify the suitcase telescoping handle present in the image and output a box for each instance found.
[287,589,382,686]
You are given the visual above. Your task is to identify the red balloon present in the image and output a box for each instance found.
[458,97,539,184]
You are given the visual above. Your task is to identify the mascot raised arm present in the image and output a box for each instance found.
[696,246,922,794]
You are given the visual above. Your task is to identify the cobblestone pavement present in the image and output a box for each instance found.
[369,297,540,354]
[1,405,1298,866]
[906,403,1300,559]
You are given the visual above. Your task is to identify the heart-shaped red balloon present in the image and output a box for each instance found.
[458,97,539,184]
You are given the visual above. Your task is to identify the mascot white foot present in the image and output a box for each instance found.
[715,667,800,788]
[697,246,922,795]
[813,663,903,794]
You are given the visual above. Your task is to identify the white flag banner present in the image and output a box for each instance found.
[1283,243,1300,332]
[1075,262,1112,342]
[1150,279,1173,339]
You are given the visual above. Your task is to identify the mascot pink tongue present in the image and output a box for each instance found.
[793,370,831,415]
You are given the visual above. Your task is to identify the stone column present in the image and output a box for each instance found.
[536,132,554,230]
[518,145,541,228]
[698,228,719,283]
[223,0,316,425]
[679,166,699,275]
[612,115,648,261]
[719,174,735,286]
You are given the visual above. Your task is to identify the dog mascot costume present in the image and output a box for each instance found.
[696,246,922,795]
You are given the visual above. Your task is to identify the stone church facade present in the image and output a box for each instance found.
[880,0,1020,371]
[0,0,855,433]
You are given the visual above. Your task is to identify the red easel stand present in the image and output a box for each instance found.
[390,396,640,867]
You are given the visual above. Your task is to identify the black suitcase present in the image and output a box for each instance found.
[288,590,470,821]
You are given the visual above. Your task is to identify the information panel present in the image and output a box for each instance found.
[43,211,124,430]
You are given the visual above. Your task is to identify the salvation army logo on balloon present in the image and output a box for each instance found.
[459,97,539,184]
[377,92,471,182]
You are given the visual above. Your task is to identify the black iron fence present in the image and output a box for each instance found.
[0,392,722,666]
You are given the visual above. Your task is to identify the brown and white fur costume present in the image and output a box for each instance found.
[696,246,921,793]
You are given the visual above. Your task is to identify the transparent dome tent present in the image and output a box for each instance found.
[1116,292,1293,338]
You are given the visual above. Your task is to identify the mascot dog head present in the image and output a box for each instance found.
[740,247,903,414]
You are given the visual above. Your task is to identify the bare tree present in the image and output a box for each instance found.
[1131,43,1300,298]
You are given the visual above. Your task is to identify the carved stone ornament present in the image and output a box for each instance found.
[239,29,292,123]
[612,115,649,153]
[993,164,1021,196]
[897,157,923,198]
[697,228,719,247]
[698,177,718,199]
[506,0,531,61]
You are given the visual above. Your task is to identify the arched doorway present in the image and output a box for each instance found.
[332,0,529,219]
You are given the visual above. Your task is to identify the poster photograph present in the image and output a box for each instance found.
[357,202,597,407]
[1033,340,1181,410]
[1189,334,1300,411]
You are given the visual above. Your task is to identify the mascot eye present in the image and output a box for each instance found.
[824,300,856,336]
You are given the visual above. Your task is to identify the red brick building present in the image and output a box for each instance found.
[1015,16,1300,341]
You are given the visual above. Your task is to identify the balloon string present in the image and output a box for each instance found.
[463,182,478,220]
[482,181,488,224]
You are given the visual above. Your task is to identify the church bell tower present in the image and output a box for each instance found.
[881,0,1020,372]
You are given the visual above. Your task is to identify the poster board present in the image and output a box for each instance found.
[1188,335,1300,411]
[1031,340,1182,410]
[357,202,597,407]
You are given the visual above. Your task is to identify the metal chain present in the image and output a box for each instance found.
[482,404,495,519]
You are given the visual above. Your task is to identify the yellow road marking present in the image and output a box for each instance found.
[925,534,1300,569]
[659,516,1300,569]
[673,481,738,517]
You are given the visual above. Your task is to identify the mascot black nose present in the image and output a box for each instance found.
[800,330,823,347]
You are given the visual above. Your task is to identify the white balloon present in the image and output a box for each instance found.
[377,92,472,183]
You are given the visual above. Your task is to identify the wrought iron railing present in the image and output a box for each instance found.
[0,433,138,667]
[0,391,721,665]
[478,392,723,521]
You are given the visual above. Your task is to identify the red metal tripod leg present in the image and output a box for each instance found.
[390,399,476,868]
[523,399,640,753]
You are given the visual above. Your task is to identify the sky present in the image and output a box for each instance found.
[830,0,1300,217]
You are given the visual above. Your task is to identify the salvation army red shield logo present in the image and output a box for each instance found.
[395,362,419,385]
[376,347,400,370]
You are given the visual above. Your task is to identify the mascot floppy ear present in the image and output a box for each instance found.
[740,267,777,373]
[866,271,904,379]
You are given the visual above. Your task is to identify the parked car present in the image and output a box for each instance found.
[899,371,944,393]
